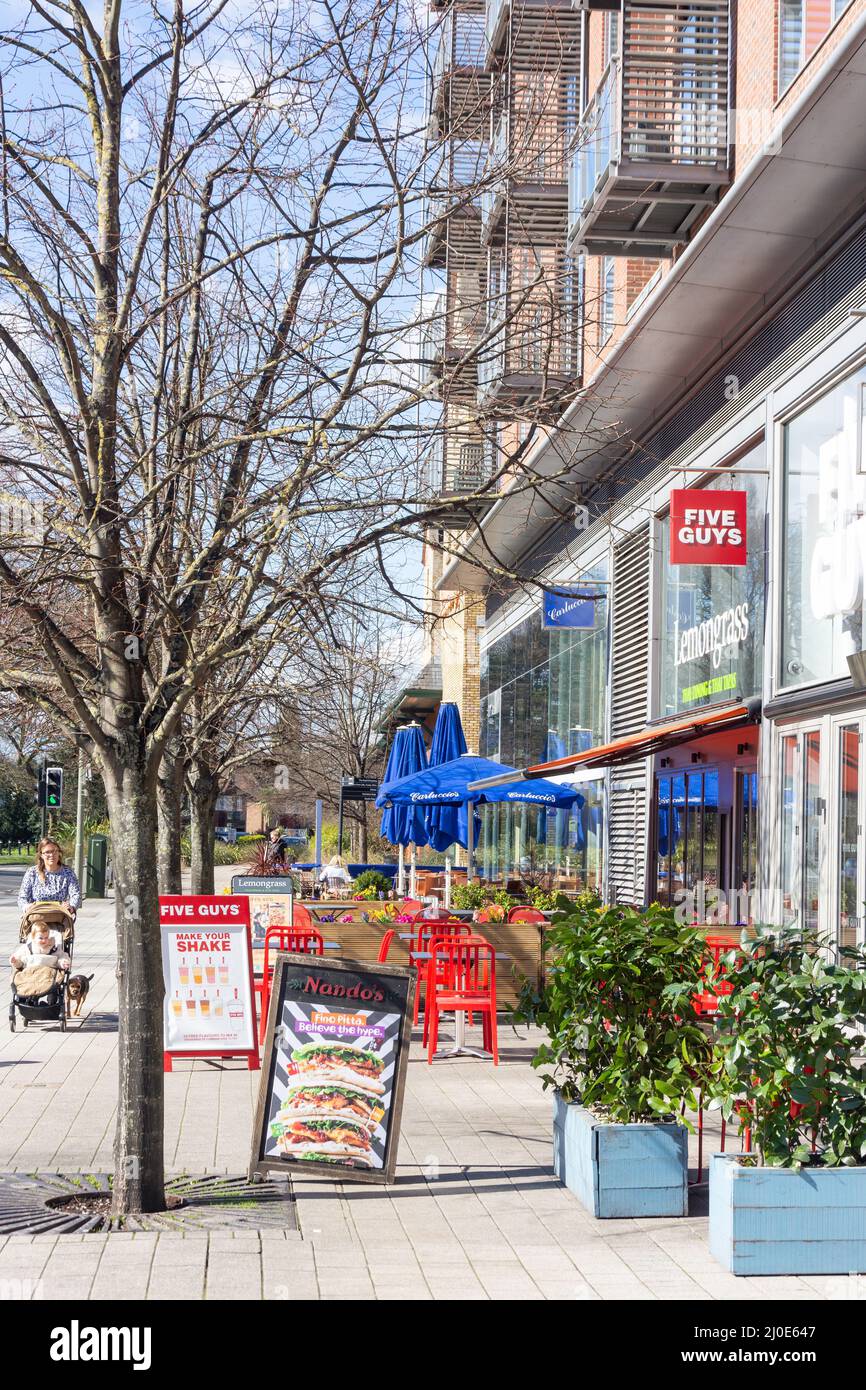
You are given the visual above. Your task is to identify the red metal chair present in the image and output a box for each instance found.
[507,906,547,923]
[692,935,741,1017]
[410,919,471,1026]
[425,935,498,1065]
[377,929,396,963]
[401,899,423,917]
[291,902,315,931]
[257,925,324,1043]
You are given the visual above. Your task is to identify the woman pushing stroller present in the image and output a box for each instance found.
[9,839,80,1031]
[17,838,81,918]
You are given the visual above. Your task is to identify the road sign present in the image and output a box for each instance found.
[340,777,379,803]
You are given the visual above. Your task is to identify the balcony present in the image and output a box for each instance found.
[429,4,489,141]
[568,0,731,258]
[481,99,572,246]
[423,140,488,269]
[477,275,580,412]
[423,424,497,521]
[420,288,487,400]
[485,0,583,73]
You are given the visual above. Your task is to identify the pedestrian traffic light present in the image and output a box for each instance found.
[37,767,63,809]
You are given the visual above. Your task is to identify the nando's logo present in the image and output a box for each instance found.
[290,973,385,1004]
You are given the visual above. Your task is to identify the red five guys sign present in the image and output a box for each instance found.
[669,489,747,566]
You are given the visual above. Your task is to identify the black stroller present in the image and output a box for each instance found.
[9,901,75,1032]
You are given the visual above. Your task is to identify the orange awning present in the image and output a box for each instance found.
[525,699,761,776]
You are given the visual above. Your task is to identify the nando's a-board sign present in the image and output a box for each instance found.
[249,955,415,1185]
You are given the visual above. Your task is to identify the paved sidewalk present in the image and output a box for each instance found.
[0,871,853,1300]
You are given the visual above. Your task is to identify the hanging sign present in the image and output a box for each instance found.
[160,894,259,1071]
[669,489,747,566]
[542,589,599,629]
[249,954,415,1185]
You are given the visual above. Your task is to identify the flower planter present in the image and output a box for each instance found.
[710,1152,866,1275]
[552,1094,689,1218]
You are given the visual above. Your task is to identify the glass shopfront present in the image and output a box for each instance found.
[478,781,605,893]
[781,364,866,688]
[658,444,767,717]
[478,558,608,885]
[479,558,608,766]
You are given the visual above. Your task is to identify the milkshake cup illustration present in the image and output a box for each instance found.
[200,997,211,1018]
[214,994,224,1018]
[205,959,216,985]
[192,959,203,986]
[171,993,182,1018]
[218,963,229,986]
[185,995,196,1017]
[178,963,190,987]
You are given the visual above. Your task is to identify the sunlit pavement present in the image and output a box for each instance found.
[0,870,850,1300]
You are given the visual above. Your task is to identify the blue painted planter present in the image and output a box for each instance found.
[710,1152,866,1275]
[552,1095,689,1218]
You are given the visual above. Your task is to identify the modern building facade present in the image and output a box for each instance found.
[421,0,866,935]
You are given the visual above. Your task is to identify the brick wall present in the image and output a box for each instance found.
[438,591,484,752]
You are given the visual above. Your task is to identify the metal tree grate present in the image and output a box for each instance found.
[0,1172,297,1234]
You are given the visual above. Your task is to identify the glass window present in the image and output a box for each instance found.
[659,444,767,716]
[779,1,854,96]
[781,367,866,688]
[839,724,860,950]
[781,734,797,920]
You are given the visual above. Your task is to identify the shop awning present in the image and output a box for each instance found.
[469,699,761,788]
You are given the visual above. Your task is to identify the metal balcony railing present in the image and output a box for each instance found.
[420,290,486,393]
[482,102,572,244]
[568,0,731,257]
[478,287,580,406]
[431,7,488,133]
[485,0,583,72]
[423,138,488,267]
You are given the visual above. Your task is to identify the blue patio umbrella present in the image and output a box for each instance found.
[473,776,582,809]
[376,754,519,854]
[424,703,469,851]
[378,723,429,848]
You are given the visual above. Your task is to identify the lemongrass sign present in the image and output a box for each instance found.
[160,894,259,1070]
[669,489,748,566]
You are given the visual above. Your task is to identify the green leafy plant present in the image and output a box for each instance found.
[711,926,866,1168]
[513,900,714,1125]
[353,869,392,896]
[451,883,515,911]
[525,886,559,912]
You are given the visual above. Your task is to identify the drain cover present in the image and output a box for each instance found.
[0,1172,296,1233]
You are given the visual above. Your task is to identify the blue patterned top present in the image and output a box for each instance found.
[17,865,82,915]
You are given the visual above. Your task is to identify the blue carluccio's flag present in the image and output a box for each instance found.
[375,754,516,852]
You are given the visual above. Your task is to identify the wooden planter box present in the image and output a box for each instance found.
[552,1095,689,1218]
[710,1152,866,1275]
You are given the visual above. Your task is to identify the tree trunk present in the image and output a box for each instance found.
[156,747,184,896]
[189,772,218,894]
[104,765,165,1215]
[358,808,368,862]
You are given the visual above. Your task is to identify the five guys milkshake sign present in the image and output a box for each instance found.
[669,489,747,566]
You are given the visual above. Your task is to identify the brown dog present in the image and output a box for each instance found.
[65,974,94,1017]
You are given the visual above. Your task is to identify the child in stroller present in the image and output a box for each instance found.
[9,902,75,1032]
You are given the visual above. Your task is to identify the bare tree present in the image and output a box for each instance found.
[0,0,602,1213]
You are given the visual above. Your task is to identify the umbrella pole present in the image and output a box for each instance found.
[397,844,405,897]
[410,844,417,899]
[467,802,475,883]
[444,857,451,909]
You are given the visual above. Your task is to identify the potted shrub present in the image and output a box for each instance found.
[709,926,866,1275]
[353,869,392,900]
[515,900,712,1218]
